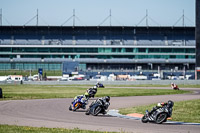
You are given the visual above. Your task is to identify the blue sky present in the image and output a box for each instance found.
[0,0,195,26]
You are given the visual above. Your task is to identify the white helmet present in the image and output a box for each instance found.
[93,86,97,89]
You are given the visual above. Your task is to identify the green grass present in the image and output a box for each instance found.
[119,99,200,123]
[0,125,117,133]
[0,85,189,100]
[0,70,62,76]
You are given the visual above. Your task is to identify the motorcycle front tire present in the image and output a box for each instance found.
[85,108,90,115]
[72,103,80,111]
[141,115,148,123]
[69,105,72,111]
[93,106,102,116]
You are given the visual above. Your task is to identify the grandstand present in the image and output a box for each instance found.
[0,26,195,76]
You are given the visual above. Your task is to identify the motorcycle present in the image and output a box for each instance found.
[85,99,109,116]
[141,101,174,124]
[85,88,97,98]
[69,95,88,111]
[96,82,104,88]
[171,83,179,90]
[173,86,179,90]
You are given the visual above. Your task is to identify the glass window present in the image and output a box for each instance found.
[15,63,23,70]
[112,48,117,52]
[173,48,184,53]
[49,63,61,70]
[188,55,195,59]
[50,48,61,52]
[24,48,38,52]
[98,48,104,53]
[160,48,172,53]
[38,48,49,52]
[126,48,133,52]
[176,55,185,59]
[170,55,176,59]
[186,48,195,53]
[0,48,11,52]
[24,63,36,70]
[87,48,98,53]
[138,48,146,53]
[0,63,11,70]
[105,48,112,53]
[148,48,160,53]
[62,48,73,52]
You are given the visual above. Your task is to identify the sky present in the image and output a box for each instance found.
[0,0,195,26]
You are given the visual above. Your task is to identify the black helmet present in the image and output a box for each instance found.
[168,100,174,107]
[105,96,110,102]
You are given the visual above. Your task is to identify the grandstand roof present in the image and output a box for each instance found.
[0,25,195,33]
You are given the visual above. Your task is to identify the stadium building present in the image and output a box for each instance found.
[0,26,195,76]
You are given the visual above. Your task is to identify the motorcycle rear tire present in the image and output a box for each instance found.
[156,113,167,124]
[141,116,148,123]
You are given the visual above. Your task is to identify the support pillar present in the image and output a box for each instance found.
[195,0,200,79]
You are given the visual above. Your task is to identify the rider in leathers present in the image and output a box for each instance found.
[95,96,110,114]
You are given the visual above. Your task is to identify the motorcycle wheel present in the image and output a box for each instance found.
[72,103,80,111]
[69,105,72,111]
[93,106,102,116]
[85,108,90,115]
[141,115,148,123]
[163,118,167,122]
[156,113,167,124]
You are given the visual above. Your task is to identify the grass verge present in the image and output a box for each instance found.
[119,99,200,123]
[0,84,189,100]
[0,125,117,133]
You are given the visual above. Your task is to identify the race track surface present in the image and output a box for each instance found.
[0,87,200,133]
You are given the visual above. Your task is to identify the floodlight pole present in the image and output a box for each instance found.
[146,9,148,27]
[73,9,75,27]
[110,9,112,26]
[36,9,39,26]
[183,10,185,26]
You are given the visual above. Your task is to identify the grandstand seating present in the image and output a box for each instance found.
[0,27,195,46]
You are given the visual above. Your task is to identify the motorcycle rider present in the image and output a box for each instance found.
[148,100,174,115]
[96,82,104,88]
[171,82,179,90]
[95,96,110,114]
[85,85,97,98]
[148,102,167,115]
[72,94,89,109]
[96,82,99,87]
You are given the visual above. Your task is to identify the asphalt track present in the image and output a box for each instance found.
[0,87,200,133]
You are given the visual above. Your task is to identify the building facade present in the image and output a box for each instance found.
[0,26,195,73]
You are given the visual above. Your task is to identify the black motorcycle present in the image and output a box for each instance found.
[141,101,174,124]
[96,82,104,88]
[85,99,109,116]
[86,88,97,98]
